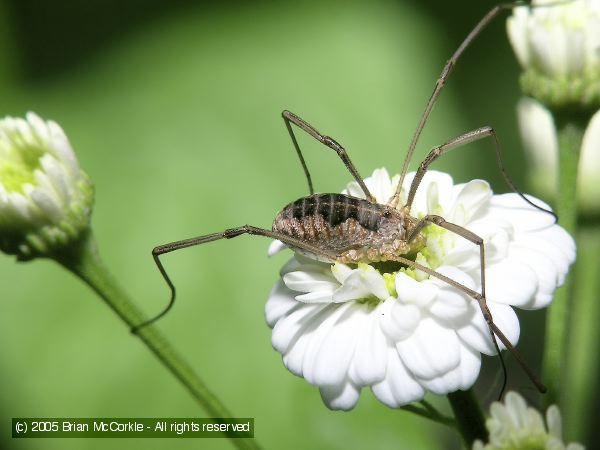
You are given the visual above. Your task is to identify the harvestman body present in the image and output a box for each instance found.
[137,3,556,394]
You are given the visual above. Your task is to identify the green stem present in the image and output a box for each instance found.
[401,401,456,428]
[54,230,261,450]
[541,114,585,409]
[564,226,600,443]
[447,390,487,448]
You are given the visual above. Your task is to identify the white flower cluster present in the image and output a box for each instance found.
[266,169,575,410]
[507,0,600,107]
[0,112,94,259]
[474,391,584,450]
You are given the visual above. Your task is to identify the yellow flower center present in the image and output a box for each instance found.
[0,143,45,193]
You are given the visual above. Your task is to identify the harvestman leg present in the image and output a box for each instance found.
[131,226,338,333]
[391,2,529,205]
[282,110,376,202]
[404,214,547,394]
[401,127,557,219]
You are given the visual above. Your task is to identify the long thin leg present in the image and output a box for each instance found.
[391,2,524,206]
[405,214,547,395]
[400,127,557,220]
[132,225,339,333]
[282,110,376,202]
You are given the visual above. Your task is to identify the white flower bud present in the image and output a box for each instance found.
[473,391,585,450]
[517,97,600,213]
[507,0,600,109]
[0,112,94,259]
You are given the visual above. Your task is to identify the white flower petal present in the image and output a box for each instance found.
[26,112,50,143]
[449,180,492,224]
[510,245,559,309]
[282,329,311,377]
[517,97,558,196]
[319,379,361,411]
[409,171,454,216]
[8,191,33,222]
[534,225,576,266]
[443,219,511,271]
[302,303,355,385]
[505,390,529,426]
[40,153,70,205]
[46,119,78,171]
[271,303,329,354]
[348,302,388,385]
[308,303,365,386]
[520,229,575,286]
[487,193,556,232]
[279,254,328,276]
[579,108,600,211]
[564,28,586,75]
[484,258,538,307]
[380,300,421,341]
[331,263,353,284]
[428,266,476,326]
[30,188,62,222]
[507,8,531,68]
[418,372,460,395]
[268,239,287,257]
[397,317,461,380]
[359,267,390,300]
[265,280,299,326]
[395,272,438,307]
[457,344,482,390]
[371,348,425,407]
[366,167,394,203]
[343,181,365,199]
[457,301,520,355]
[283,270,339,294]
[332,271,372,302]
[429,286,473,326]
[332,265,388,302]
[295,290,334,303]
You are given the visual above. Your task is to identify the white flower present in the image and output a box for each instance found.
[518,97,600,213]
[266,168,575,411]
[473,391,585,450]
[0,112,94,259]
[508,0,600,78]
[507,0,600,107]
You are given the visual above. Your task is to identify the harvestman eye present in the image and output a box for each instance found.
[135,2,558,397]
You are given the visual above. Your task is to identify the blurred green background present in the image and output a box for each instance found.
[1,0,593,449]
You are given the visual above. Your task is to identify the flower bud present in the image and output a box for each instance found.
[0,112,94,260]
[507,0,600,110]
[517,97,600,214]
[473,391,584,450]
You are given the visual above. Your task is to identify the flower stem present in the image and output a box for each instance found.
[564,225,600,442]
[447,389,487,448]
[541,113,585,409]
[401,401,456,428]
[53,230,261,450]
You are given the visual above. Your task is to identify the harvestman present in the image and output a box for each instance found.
[136,3,556,394]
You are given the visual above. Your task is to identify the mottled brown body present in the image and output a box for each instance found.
[272,193,425,263]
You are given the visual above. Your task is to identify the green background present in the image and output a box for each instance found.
[0,0,594,449]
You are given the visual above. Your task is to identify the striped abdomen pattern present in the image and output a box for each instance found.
[272,193,386,252]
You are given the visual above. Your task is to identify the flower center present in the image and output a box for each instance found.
[0,144,45,193]
[360,224,448,297]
